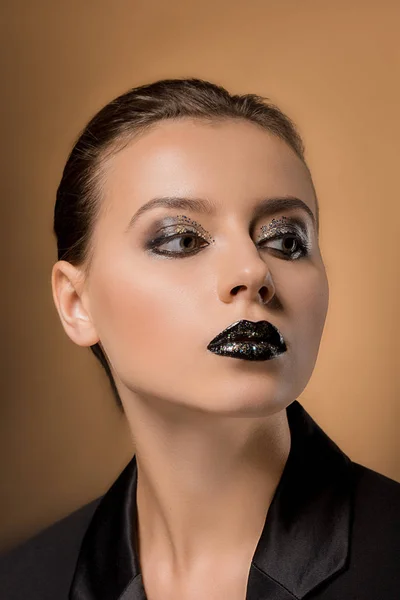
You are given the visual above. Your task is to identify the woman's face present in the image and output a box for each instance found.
[69,118,329,416]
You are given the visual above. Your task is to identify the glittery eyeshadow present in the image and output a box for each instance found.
[175,214,215,243]
[259,216,291,239]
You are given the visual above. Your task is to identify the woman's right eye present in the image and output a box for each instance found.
[147,232,210,257]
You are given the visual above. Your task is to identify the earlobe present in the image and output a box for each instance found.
[51,260,99,347]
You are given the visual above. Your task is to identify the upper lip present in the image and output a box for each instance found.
[207,319,287,350]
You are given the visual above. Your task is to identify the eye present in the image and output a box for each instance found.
[258,231,310,260]
[146,231,210,257]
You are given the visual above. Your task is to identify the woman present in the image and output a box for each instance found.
[1,78,399,600]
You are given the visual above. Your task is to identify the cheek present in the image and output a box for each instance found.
[267,265,329,402]
[286,264,329,359]
[88,255,207,375]
[92,273,171,348]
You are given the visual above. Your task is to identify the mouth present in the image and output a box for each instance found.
[207,319,287,362]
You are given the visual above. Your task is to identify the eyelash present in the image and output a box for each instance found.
[146,226,311,261]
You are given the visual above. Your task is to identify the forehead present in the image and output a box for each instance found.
[102,118,317,219]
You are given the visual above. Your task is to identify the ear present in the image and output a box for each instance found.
[51,260,99,347]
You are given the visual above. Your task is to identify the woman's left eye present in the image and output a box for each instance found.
[258,232,310,260]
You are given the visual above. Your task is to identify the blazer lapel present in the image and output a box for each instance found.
[246,401,353,599]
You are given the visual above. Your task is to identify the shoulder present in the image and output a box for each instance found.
[333,462,400,597]
[350,461,400,551]
[0,497,102,600]
[351,461,400,530]
[304,462,400,599]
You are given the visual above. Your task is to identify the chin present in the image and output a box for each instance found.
[186,378,291,418]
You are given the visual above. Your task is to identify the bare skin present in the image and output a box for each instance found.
[51,118,329,598]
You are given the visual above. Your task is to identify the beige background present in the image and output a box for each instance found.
[1,0,399,552]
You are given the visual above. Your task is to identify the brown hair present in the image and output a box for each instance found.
[53,77,318,412]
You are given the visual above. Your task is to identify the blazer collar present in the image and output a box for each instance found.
[69,401,353,600]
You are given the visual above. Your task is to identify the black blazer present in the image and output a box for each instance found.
[1,401,399,600]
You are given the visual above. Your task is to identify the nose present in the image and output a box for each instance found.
[216,241,276,306]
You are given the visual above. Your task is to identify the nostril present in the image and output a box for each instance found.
[259,286,269,304]
[231,285,244,295]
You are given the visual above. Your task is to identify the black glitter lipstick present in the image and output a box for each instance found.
[207,319,287,361]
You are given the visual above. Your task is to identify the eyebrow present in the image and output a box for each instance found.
[125,195,317,233]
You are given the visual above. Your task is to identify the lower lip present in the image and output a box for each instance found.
[207,341,286,361]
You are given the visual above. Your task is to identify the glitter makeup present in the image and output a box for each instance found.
[144,214,214,257]
[145,213,310,260]
[256,216,311,260]
[174,215,215,244]
[207,319,287,362]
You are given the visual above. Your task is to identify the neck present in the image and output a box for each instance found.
[124,392,291,579]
